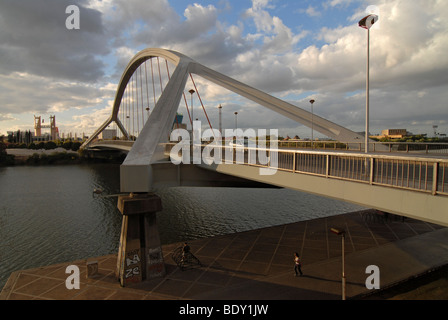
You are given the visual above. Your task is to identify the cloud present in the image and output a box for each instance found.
[68,105,112,134]
[0,115,16,123]
[305,5,322,17]
[0,72,114,116]
[324,0,356,8]
[0,0,447,137]
[0,0,109,82]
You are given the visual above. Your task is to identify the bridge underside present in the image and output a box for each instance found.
[197,163,448,227]
[119,160,448,227]
[122,162,279,189]
[121,161,448,226]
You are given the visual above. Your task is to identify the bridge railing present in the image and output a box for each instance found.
[89,139,135,148]
[277,140,448,155]
[165,143,448,197]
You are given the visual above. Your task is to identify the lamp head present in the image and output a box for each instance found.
[358,14,378,30]
[330,228,346,235]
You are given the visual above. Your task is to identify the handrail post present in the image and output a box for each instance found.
[433,162,439,195]
[293,152,296,173]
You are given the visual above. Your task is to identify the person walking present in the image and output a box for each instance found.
[294,252,303,277]
[181,242,190,262]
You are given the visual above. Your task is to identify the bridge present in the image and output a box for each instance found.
[81,48,448,227]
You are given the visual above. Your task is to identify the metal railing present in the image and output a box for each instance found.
[90,140,135,148]
[165,143,448,197]
[277,140,448,155]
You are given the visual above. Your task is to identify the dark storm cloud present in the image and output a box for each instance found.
[0,0,109,82]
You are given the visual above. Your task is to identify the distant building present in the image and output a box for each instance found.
[172,113,187,131]
[378,129,409,139]
[34,115,59,140]
[99,129,117,140]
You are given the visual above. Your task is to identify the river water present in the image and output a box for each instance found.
[0,163,364,290]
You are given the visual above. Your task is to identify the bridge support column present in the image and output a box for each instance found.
[116,193,165,287]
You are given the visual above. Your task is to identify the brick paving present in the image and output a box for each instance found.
[1,209,447,300]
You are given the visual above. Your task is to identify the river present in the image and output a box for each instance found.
[0,163,364,290]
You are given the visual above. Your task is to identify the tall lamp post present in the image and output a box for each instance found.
[234,112,238,130]
[189,89,195,129]
[218,104,223,143]
[358,14,378,154]
[310,99,315,148]
[234,111,238,143]
[331,228,346,300]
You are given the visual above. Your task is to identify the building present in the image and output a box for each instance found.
[34,115,59,140]
[99,129,117,140]
[378,129,409,139]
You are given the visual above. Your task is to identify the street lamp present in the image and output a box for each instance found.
[358,14,378,154]
[310,99,315,148]
[234,112,238,130]
[234,111,238,143]
[218,104,223,143]
[189,89,195,128]
[330,227,346,300]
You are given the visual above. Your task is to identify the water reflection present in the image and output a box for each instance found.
[0,164,363,290]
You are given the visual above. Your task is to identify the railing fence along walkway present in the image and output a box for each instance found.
[277,140,448,155]
[165,143,448,197]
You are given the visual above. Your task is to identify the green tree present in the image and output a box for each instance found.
[0,142,15,166]
[62,141,73,150]
[44,141,57,150]
[71,141,82,151]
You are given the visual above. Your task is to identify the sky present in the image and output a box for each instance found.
[0,0,447,139]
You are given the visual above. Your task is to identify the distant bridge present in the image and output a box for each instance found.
[82,48,448,227]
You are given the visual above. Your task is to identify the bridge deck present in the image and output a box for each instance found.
[91,140,448,225]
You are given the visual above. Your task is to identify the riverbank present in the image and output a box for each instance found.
[3,148,123,165]
[5,148,80,165]
[2,210,446,301]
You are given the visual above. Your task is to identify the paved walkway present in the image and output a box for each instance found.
[1,210,447,300]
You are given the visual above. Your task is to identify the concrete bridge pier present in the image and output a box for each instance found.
[115,193,165,287]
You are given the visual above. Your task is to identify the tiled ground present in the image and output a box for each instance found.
[1,209,445,300]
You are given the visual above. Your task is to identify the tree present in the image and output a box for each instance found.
[71,141,82,151]
[0,142,15,166]
[62,141,73,150]
[44,141,57,150]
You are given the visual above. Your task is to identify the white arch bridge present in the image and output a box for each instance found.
[81,48,448,227]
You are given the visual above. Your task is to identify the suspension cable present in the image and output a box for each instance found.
[183,93,192,127]
[144,60,150,121]
[157,57,163,93]
[132,74,135,138]
[150,58,156,107]
[135,70,139,135]
[189,73,214,133]
[139,66,144,131]
[165,60,179,129]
